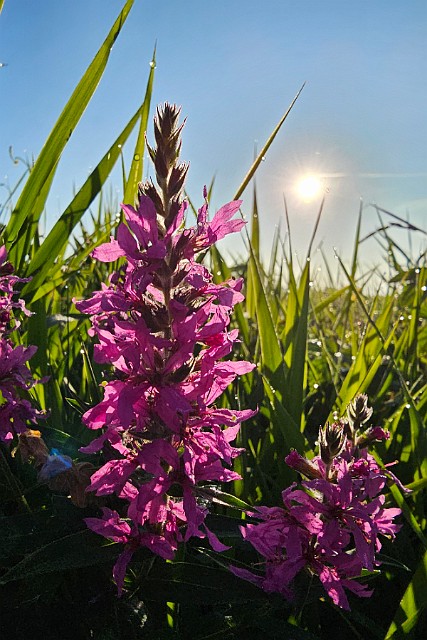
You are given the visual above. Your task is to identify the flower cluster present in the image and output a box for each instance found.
[232,395,401,610]
[0,245,45,442]
[77,104,256,594]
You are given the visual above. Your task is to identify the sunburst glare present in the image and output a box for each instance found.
[296,175,323,201]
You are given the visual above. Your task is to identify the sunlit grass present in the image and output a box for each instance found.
[0,1,426,637]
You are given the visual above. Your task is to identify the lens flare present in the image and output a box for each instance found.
[297,175,323,201]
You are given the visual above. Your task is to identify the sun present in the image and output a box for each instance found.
[296,175,323,201]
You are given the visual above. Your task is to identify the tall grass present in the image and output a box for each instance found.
[1,2,426,638]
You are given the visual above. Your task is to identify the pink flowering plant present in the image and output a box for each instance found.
[0,245,45,443]
[232,394,402,611]
[76,104,256,593]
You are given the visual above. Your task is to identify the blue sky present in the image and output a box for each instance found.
[1,0,426,267]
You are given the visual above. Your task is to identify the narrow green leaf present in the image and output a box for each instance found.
[0,529,119,584]
[0,449,30,513]
[233,83,305,200]
[123,45,156,205]
[246,180,260,318]
[142,562,264,604]
[4,0,135,246]
[22,101,146,298]
[312,286,350,314]
[385,548,427,638]
[389,483,427,550]
[250,246,284,385]
[196,487,252,511]
[281,260,310,430]
[8,168,56,271]
[263,378,310,454]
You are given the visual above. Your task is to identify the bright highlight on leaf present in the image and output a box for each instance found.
[296,174,323,201]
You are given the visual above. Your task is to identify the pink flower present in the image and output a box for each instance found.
[233,395,402,610]
[76,105,256,595]
[0,247,46,442]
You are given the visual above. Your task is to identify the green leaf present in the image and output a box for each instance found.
[4,0,135,252]
[249,246,284,386]
[233,84,305,200]
[123,46,156,205]
[196,487,252,511]
[281,259,310,430]
[142,562,265,604]
[385,548,427,638]
[21,99,147,299]
[0,529,120,584]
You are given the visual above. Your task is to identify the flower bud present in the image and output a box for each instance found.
[318,420,346,465]
[347,394,373,430]
[285,450,324,480]
[356,426,390,448]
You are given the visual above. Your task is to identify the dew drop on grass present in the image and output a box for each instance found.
[149,60,156,68]
[133,154,140,162]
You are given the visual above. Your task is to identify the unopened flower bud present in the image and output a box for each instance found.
[356,426,390,448]
[285,450,324,480]
[318,420,346,465]
[347,394,373,430]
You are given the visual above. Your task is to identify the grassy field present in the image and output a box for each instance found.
[1,2,426,638]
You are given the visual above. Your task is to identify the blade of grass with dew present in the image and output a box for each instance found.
[336,254,427,480]
[123,45,156,206]
[7,169,57,272]
[22,99,152,300]
[232,84,305,200]
[280,257,310,431]
[245,180,260,319]
[385,547,427,638]
[248,241,284,387]
[337,313,397,412]
[312,286,350,315]
[280,204,323,434]
[4,0,135,253]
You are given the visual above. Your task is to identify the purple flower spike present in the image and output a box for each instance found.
[234,395,402,610]
[76,104,255,595]
[0,247,46,443]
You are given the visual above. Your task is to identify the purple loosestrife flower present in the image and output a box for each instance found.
[233,395,402,611]
[0,246,45,442]
[76,104,256,594]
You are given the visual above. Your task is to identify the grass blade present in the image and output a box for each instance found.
[123,45,156,205]
[385,547,427,638]
[233,83,305,200]
[4,0,135,251]
[21,101,147,298]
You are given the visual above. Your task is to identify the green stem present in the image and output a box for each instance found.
[0,446,32,513]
